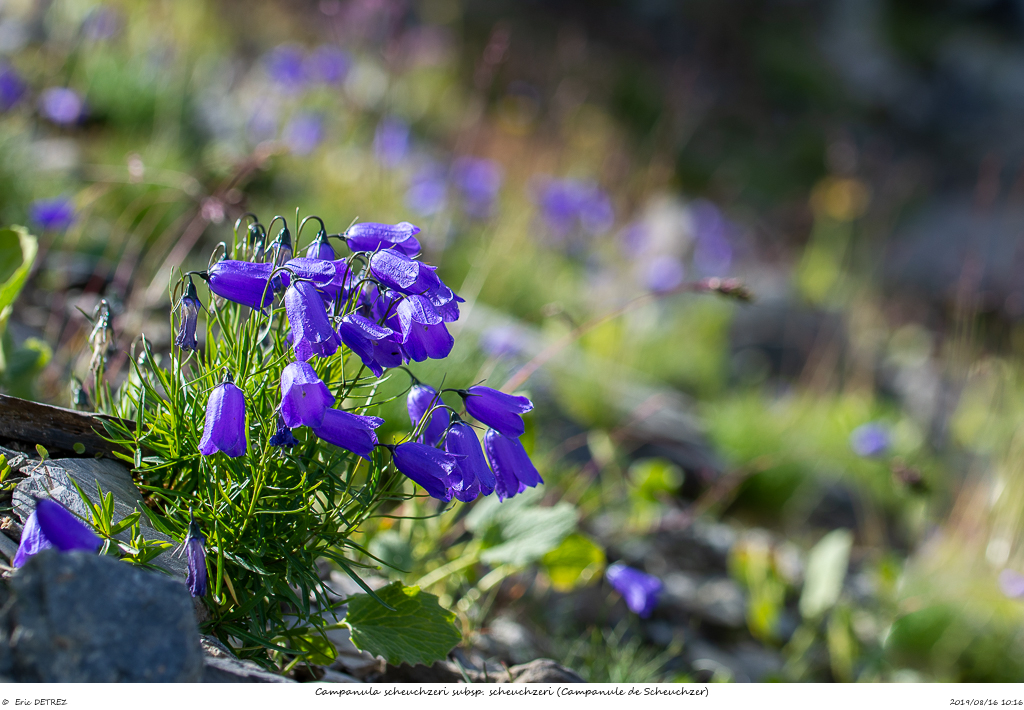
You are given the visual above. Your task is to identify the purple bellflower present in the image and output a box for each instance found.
[390,442,460,501]
[29,197,75,231]
[460,386,533,438]
[199,375,247,457]
[483,430,543,501]
[285,280,341,361]
[337,314,402,377]
[39,87,84,125]
[184,515,207,597]
[270,413,301,448]
[174,277,201,351]
[392,298,454,362]
[606,563,662,618]
[312,409,384,460]
[1000,569,1024,599]
[13,498,102,567]
[407,383,448,446]
[850,423,890,458]
[205,260,274,311]
[346,221,421,255]
[280,361,335,428]
[0,64,26,112]
[445,418,495,497]
[644,256,685,293]
[306,232,336,261]
[692,200,733,276]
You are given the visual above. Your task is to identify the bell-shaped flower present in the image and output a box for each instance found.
[279,361,335,428]
[605,563,662,618]
[346,221,421,256]
[184,516,208,598]
[278,257,336,291]
[337,314,401,377]
[369,249,421,291]
[174,278,201,351]
[269,413,300,448]
[13,498,102,567]
[205,260,274,311]
[312,409,384,460]
[407,383,448,446]
[445,419,495,497]
[305,233,336,261]
[392,296,454,362]
[461,386,534,438]
[199,376,247,457]
[269,225,293,265]
[285,280,341,361]
[483,429,543,500]
[390,442,460,501]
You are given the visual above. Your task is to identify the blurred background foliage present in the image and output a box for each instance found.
[3,0,1024,682]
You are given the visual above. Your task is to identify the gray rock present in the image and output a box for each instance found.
[12,456,184,577]
[510,659,585,683]
[6,550,203,682]
[200,634,236,659]
[202,655,293,683]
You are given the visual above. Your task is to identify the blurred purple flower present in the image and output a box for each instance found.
[283,113,323,156]
[0,64,25,112]
[479,325,524,359]
[535,178,613,237]
[1000,569,1024,599]
[406,165,447,216]
[39,87,84,125]
[306,45,351,85]
[82,6,122,41]
[29,197,75,231]
[264,44,307,90]
[452,157,502,219]
[644,256,685,293]
[247,110,278,144]
[618,222,648,256]
[850,423,890,458]
[374,117,409,168]
[692,200,733,276]
[606,563,662,618]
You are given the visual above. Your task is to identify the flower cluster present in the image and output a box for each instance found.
[177,215,542,506]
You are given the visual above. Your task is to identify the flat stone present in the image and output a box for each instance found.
[12,457,184,577]
[510,659,585,683]
[6,550,203,682]
[202,655,294,683]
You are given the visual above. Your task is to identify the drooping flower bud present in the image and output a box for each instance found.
[174,277,201,351]
[406,383,448,447]
[390,442,460,501]
[311,409,384,461]
[269,413,300,448]
[444,418,494,499]
[483,429,542,501]
[305,232,335,261]
[184,515,208,598]
[460,386,533,438]
[198,375,247,458]
[269,224,293,266]
[284,280,341,361]
[205,260,274,311]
